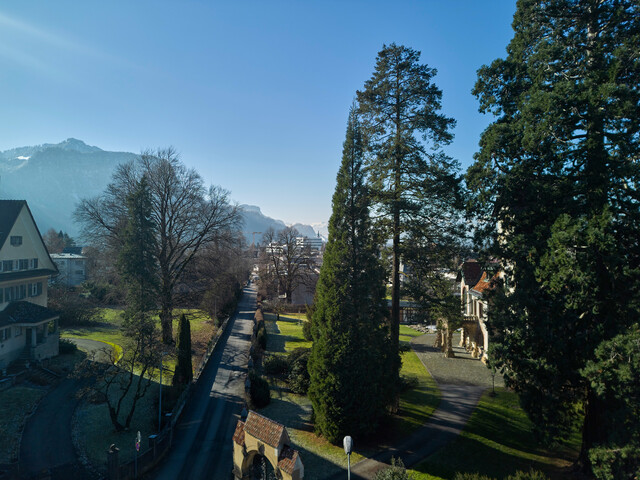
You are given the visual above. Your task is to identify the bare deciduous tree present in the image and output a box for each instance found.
[260,226,313,304]
[75,147,242,343]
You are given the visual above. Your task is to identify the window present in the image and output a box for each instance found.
[19,259,29,270]
[30,283,42,297]
[30,258,39,269]
[18,284,26,300]
[15,327,22,336]
[10,236,22,246]
[1,327,11,342]
[0,289,3,303]
[2,260,13,272]
[4,287,13,302]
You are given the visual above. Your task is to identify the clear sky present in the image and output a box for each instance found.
[0,1,517,226]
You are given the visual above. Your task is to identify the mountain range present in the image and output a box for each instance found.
[0,139,325,244]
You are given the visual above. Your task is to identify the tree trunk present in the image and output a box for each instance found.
[444,321,455,358]
[160,294,173,344]
[578,387,607,472]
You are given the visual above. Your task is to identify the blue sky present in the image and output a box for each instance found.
[0,1,517,226]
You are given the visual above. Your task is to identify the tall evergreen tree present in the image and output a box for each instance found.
[173,313,193,386]
[308,106,391,444]
[357,44,458,387]
[468,0,640,473]
[117,175,158,322]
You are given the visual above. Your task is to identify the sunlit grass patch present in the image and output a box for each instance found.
[409,389,579,480]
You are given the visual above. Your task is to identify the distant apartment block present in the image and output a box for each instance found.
[50,253,87,287]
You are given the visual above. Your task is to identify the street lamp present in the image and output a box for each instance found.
[158,352,169,433]
[343,436,353,480]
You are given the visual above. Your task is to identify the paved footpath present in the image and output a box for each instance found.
[19,338,113,480]
[153,283,255,480]
[331,333,493,480]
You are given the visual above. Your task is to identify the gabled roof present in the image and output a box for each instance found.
[244,411,287,448]
[0,301,60,328]
[233,421,245,445]
[0,200,26,251]
[0,200,58,276]
[278,445,300,475]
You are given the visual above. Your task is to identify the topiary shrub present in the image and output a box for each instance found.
[287,348,310,394]
[255,321,267,350]
[263,355,289,376]
[248,370,271,408]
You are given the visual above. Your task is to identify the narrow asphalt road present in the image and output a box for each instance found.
[153,282,255,480]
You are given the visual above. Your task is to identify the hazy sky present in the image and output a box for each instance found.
[0,1,517,226]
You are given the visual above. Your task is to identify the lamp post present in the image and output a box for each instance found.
[343,436,353,480]
[158,352,169,433]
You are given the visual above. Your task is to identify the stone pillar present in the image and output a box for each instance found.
[148,434,157,458]
[107,444,119,480]
[31,328,37,346]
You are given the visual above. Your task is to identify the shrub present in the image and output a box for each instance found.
[374,457,413,480]
[248,370,271,408]
[506,470,549,480]
[302,319,312,341]
[287,348,310,394]
[255,321,267,350]
[264,355,289,376]
[399,374,419,392]
[454,473,494,480]
[59,338,78,354]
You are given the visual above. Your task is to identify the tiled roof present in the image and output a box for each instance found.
[244,411,286,448]
[233,421,245,445]
[278,445,300,475]
[461,259,483,288]
[0,301,60,328]
[471,272,500,295]
[0,200,26,251]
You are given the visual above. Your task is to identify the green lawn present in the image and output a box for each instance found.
[74,373,159,475]
[258,316,440,479]
[0,386,47,463]
[62,307,217,384]
[409,389,580,480]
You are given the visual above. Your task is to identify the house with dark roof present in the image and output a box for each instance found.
[0,200,60,371]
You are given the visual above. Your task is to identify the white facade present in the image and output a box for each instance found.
[50,253,87,287]
[0,201,60,370]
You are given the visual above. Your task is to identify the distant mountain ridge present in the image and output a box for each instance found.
[0,139,323,244]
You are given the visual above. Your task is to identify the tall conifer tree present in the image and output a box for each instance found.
[308,106,391,444]
[357,44,458,388]
[468,0,640,473]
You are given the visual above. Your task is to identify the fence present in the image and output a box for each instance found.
[107,315,231,480]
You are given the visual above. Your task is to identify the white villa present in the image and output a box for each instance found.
[0,200,60,371]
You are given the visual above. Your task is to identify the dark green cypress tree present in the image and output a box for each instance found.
[173,313,193,386]
[308,105,391,444]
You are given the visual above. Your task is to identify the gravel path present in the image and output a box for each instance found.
[411,333,505,388]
